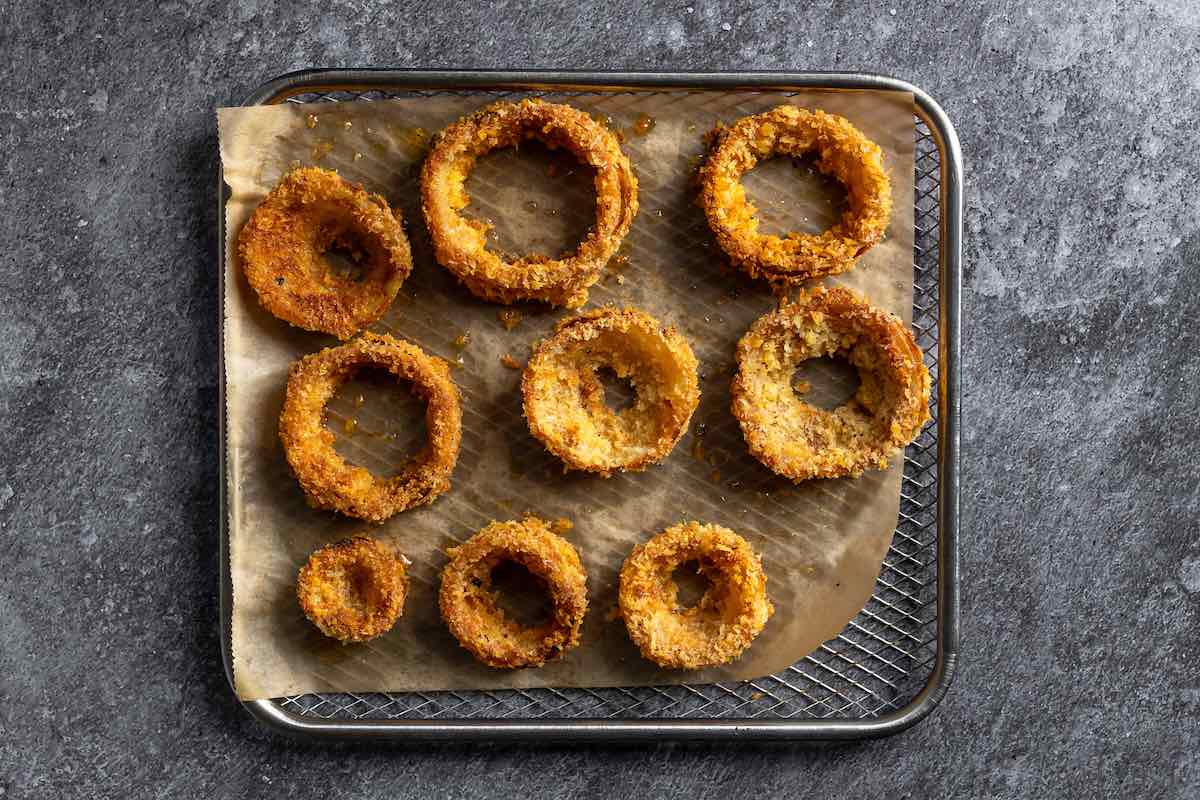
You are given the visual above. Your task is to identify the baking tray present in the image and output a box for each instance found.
[217,69,961,742]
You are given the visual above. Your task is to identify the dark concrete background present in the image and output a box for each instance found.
[1,1,1197,797]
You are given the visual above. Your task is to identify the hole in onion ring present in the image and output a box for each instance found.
[595,366,637,412]
[463,140,597,260]
[325,367,429,477]
[313,225,372,284]
[488,560,553,627]
[670,559,714,609]
[740,153,847,237]
[342,563,382,613]
[790,355,861,411]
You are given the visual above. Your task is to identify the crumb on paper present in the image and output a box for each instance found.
[500,354,523,370]
[306,113,318,129]
[498,309,523,330]
[551,517,573,534]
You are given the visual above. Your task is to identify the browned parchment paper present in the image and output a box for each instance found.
[218,89,915,700]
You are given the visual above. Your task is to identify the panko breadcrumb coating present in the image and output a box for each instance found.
[421,99,638,308]
[438,517,588,669]
[279,332,462,523]
[297,536,408,643]
[699,106,892,284]
[238,167,413,339]
[731,286,930,481]
[619,522,773,670]
[522,307,700,476]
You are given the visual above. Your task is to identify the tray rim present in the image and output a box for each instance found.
[217,68,962,742]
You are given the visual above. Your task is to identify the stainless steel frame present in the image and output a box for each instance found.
[218,69,962,742]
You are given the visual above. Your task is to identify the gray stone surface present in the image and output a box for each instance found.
[1,0,1197,797]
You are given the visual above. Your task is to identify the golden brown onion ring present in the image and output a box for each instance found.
[238,167,413,339]
[296,536,409,643]
[438,517,588,669]
[522,307,700,476]
[731,286,930,481]
[699,106,892,284]
[619,522,772,670]
[420,99,638,308]
[279,332,462,523]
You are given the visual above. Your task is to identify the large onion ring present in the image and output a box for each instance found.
[619,522,773,669]
[731,286,930,481]
[296,536,409,643]
[238,167,413,339]
[438,517,588,669]
[699,106,892,284]
[522,307,700,476]
[420,99,638,308]
[278,332,462,523]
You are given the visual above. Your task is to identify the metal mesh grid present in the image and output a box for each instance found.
[265,88,942,722]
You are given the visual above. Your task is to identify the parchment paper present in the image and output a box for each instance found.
[219,89,915,700]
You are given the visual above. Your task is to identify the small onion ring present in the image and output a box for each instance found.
[420,98,638,308]
[296,536,409,643]
[699,105,892,284]
[731,286,930,481]
[522,307,700,476]
[278,332,462,523]
[619,522,773,670]
[238,167,413,339]
[439,517,588,669]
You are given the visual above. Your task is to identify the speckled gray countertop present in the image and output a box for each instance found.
[1,1,1198,797]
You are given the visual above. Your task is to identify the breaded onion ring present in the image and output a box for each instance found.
[420,99,638,308]
[438,517,588,669]
[296,536,409,643]
[238,167,413,339]
[731,286,930,481]
[619,522,772,670]
[699,106,892,284]
[522,307,700,476]
[279,332,462,523]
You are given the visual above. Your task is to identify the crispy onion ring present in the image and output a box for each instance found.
[619,522,773,669]
[238,167,413,339]
[522,307,700,476]
[420,98,638,308]
[439,517,588,669]
[731,286,930,481]
[278,332,462,523]
[699,106,892,284]
[296,536,409,643]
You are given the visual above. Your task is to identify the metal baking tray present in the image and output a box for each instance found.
[218,69,961,742]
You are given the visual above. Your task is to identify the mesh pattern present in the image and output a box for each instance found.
[268,89,942,722]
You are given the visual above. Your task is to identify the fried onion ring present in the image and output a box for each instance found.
[522,307,700,476]
[296,536,409,643]
[731,286,930,481]
[438,517,588,669]
[420,99,638,308]
[699,106,892,284]
[238,166,413,339]
[619,522,772,669]
[279,332,462,523]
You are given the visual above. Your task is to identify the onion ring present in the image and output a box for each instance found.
[619,522,772,669]
[420,98,638,308]
[296,536,409,643]
[438,517,588,669]
[699,105,892,284]
[522,307,700,476]
[731,286,930,481]
[278,332,462,523]
[238,166,413,339]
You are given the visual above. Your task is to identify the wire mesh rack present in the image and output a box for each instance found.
[218,70,960,741]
